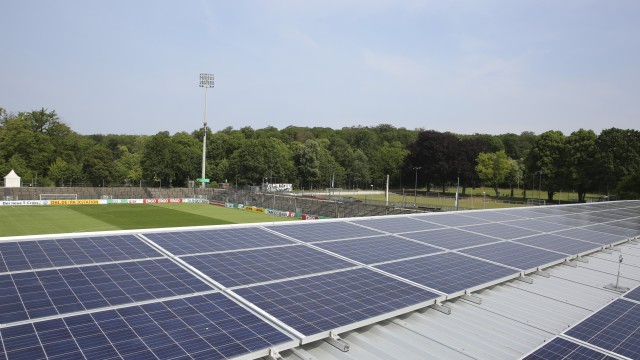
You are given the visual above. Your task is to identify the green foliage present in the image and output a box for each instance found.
[475,150,512,196]
[615,172,640,199]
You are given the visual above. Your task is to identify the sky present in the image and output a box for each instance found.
[1,1,639,136]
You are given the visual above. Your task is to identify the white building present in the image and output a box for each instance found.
[3,169,20,187]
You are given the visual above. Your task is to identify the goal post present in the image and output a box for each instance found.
[39,194,78,201]
[526,198,546,206]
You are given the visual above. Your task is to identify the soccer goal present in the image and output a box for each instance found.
[40,194,78,201]
[526,198,546,206]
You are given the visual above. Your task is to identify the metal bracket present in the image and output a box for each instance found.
[462,294,482,304]
[629,240,639,245]
[575,257,589,263]
[325,331,349,352]
[535,270,551,278]
[430,303,452,315]
[564,260,578,268]
[612,247,621,252]
[517,275,534,284]
[265,349,283,360]
[603,249,613,254]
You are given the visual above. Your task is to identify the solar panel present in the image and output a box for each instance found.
[504,218,573,233]
[0,258,213,325]
[375,252,517,295]
[462,223,541,240]
[0,235,161,274]
[513,234,602,255]
[502,208,556,219]
[608,219,640,231]
[266,221,383,243]
[0,293,295,360]
[565,299,640,359]
[536,215,594,227]
[233,268,439,339]
[143,227,295,255]
[624,286,640,302]
[312,235,441,265]
[461,211,525,222]
[583,224,639,238]
[412,213,490,227]
[179,245,354,288]
[350,217,444,234]
[400,228,500,250]
[523,337,617,360]
[553,228,627,245]
[460,242,567,270]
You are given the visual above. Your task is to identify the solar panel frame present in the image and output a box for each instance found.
[624,286,640,302]
[349,217,445,234]
[565,298,640,360]
[459,242,568,271]
[513,234,602,255]
[312,235,442,265]
[0,258,214,325]
[460,211,525,222]
[503,218,574,233]
[553,228,627,245]
[375,252,519,295]
[179,245,355,288]
[0,293,297,360]
[233,268,440,343]
[265,221,383,243]
[461,223,541,240]
[399,228,501,250]
[583,224,639,238]
[410,213,490,227]
[142,227,296,255]
[0,235,162,274]
[523,337,617,360]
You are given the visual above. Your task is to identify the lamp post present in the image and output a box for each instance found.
[199,73,214,189]
[536,171,544,200]
[413,166,422,207]
[482,191,486,209]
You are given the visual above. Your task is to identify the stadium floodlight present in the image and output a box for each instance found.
[199,73,214,189]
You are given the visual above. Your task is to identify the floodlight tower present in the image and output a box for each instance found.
[199,73,214,188]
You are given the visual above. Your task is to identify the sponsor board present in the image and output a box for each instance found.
[265,183,293,192]
[266,209,295,218]
[50,200,99,205]
[0,200,48,206]
[210,200,226,207]
[301,214,319,220]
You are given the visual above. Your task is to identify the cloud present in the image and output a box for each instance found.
[362,50,429,81]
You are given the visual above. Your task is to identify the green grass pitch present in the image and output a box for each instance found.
[0,203,295,237]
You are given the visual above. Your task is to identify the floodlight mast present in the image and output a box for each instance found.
[199,73,214,189]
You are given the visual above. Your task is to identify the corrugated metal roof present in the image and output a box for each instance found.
[281,241,640,360]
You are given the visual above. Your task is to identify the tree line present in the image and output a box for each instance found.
[1,107,638,200]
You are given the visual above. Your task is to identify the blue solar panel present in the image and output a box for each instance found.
[462,223,541,240]
[537,216,594,227]
[504,218,573,233]
[412,213,489,227]
[234,268,439,337]
[624,286,640,302]
[180,245,354,287]
[514,234,602,255]
[401,228,501,250]
[460,242,567,270]
[566,299,640,359]
[313,235,441,264]
[553,228,627,245]
[350,217,444,234]
[583,224,638,238]
[267,221,383,242]
[609,219,640,231]
[375,252,517,294]
[0,293,294,360]
[0,259,212,325]
[0,235,161,273]
[461,211,525,222]
[143,227,295,255]
[524,337,617,360]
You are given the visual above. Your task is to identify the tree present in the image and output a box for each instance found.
[525,131,569,201]
[406,130,459,192]
[615,172,640,199]
[294,140,321,189]
[593,128,640,194]
[476,150,512,196]
[566,129,598,202]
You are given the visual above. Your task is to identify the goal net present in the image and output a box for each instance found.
[40,194,78,201]
[526,198,546,206]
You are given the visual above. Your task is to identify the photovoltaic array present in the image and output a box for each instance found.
[526,284,640,360]
[0,201,639,359]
